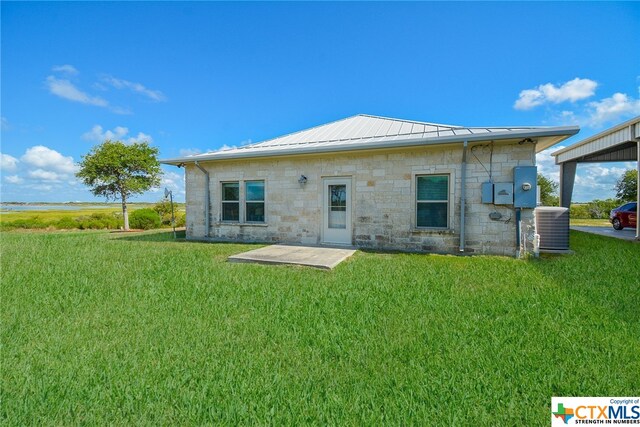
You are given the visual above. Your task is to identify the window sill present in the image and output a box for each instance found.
[411,228,455,234]
[215,222,269,227]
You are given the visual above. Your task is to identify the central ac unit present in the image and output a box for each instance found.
[536,207,570,251]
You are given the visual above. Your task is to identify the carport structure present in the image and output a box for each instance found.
[552,116,639,240]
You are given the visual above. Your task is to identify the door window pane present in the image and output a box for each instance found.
[328,184,347,229]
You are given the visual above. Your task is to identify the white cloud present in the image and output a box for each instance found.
[52,64,79,75]
[514,78,598,110]
[572,163,636,202]
[586,92,640,126]
[552,110,579,126]
[3,146,81,198]
[81,125,153,144]
[1,153,19,172]
[26,183,53,192]
[546,88,640,129]
[110,106,133,115]
[535,145,564,184]
[127,132,153,144]
[101,75,166,102]
[1,116,9,131]
[28,169,64,182]
[515,89,545,111]
[82,125,128,142]
[46,66,164,114]
[21,145,77,174]
[161,171,184,190]
[154,169,185,196]
[4,175,24,184]
[46,76,108,107]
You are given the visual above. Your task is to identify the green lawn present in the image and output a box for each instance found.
[1,230,639,425]
[569,218,611,227]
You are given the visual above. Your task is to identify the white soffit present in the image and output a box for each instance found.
[552,116,640,164]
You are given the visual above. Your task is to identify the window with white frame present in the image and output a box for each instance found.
[245,180,265,222]
[221,182,240,221]
[416,174,449,228]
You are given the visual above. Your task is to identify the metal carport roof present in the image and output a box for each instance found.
[552,116,639,240]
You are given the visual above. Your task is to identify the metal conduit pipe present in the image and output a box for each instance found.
[194,161,210,238]
[459,140,468,252]
[515,207,521,256]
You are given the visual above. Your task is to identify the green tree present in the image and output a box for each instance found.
[537,173,559,206]
[153,198,173,216]
[76,140,161,230]
[153,198,175,226]
[614,169,637,202]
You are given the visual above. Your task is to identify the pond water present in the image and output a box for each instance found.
[0,204,113,212]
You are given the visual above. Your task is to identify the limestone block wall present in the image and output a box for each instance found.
[183,142,537,256]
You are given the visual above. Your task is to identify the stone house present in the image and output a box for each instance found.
[162,115,578,256]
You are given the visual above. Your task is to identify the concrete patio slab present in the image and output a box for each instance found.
[228,244,356,269]
[571,226,638,242]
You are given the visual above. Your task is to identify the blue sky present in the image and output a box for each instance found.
[1,1,639,203]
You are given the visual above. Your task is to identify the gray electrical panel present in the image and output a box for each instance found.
[481,182,494,203]
[494,183,514,205]
[514,166,537,208]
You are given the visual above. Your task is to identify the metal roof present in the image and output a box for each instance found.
[162,114,579,165]
[552,115,639,164]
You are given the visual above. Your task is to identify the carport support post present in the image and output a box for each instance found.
[559,161,577,208]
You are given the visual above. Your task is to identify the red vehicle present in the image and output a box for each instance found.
[609,202,637,230]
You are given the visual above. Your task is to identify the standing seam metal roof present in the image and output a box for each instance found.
[245,114,527,148]
[162,114,579,164]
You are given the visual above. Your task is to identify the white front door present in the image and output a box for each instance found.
[322,177,352,245]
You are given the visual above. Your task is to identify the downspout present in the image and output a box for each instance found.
[459,140,468,252]
[194,161,210,238]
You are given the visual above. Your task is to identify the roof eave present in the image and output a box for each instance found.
[551,115,640,157]
[161,126,579,165]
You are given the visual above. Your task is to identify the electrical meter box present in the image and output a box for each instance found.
[481,182,494,203]
[494,183,514,205]
[514,166,537,208]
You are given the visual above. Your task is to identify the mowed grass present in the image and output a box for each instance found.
[569,218,611,227]
[1,230,639,425]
